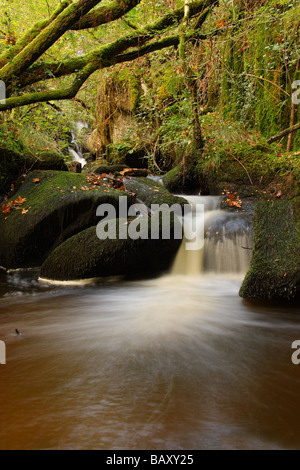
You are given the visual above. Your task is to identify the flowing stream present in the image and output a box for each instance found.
[0,196,300,450]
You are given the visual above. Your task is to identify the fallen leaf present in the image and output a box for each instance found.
[2,206,11,215]
[15,196,26,205]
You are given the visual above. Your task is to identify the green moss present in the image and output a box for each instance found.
[94,164,129,175]
[0,146,68,194]
[197,141,300,196]
[163,166,181,192]
[292,196,300,223]
[40,211,182,281]
[124,176,187,207]
[239,200,300,300]
[36,151,68,171]
[0,147,33,193]
[0,170,133,269]
[128,74,141,114]
[219,3,299,148]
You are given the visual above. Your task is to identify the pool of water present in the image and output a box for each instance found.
[0,269,299,450]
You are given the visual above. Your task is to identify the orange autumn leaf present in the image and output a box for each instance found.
[14,196,26,205]
[2,206,11,215]
[32,178,41,183]
[22,208,29,215]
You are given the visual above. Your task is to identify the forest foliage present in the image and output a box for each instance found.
[0,0,299,191]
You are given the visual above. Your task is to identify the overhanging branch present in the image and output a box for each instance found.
[0,0,218,110]
[0,0,103,87]
[15,0,216,92]
[70,0,141,30]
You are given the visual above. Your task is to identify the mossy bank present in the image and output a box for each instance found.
[240,200,300,300]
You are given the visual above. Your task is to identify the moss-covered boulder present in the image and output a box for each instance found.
[197,142,300,198]
[94,164,129,175]
[35,151,68,172]
[163,166,181,193]
[0,170,133,269]
[239,200,300,300]
[0,147,68,194]
[40,211,182,281]
[124,176,187,208]
[162,162,210,194]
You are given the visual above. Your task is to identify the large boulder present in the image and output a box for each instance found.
[0,170,133,269]
[34,151,68,172]
[239,200,300,300]
[162,164,210,195]
[124,176,187,208]
[0,147,68,193]
[94,164,129,175]
[40,211,182,281]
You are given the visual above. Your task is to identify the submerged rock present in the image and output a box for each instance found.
[0,170,133,269]
[40,211,182,281]
[239,200,300,300]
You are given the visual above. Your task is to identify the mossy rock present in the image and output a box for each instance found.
[0,170,133,269]
[163,163,209,194]
[239,200,300,300]
[0,147,32,193]
[40,212,182,281]
[35,151,68,172]
[0,147,68,194]
[163,166,181,192]
[124,176,187,208]
[94,164,129,175]
[202,143,286,195]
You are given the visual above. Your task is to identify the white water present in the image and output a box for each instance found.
[69,147,87,168]
[69,123,88,168]
[172,195,253,276]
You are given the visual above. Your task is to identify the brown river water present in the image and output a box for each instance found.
[0,196,299,450]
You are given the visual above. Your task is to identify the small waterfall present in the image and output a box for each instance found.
[68,122,88,168]
[69,147,87,168]
[172,195,253,276]
[75,120,88,135]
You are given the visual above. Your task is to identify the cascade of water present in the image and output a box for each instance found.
[68,124,88,168]
[171,195,253,276]
[69,147,87,168]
